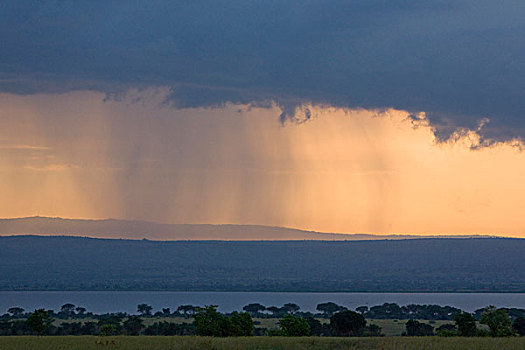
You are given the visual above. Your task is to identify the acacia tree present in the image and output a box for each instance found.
[330,310,366,337]
[75,307,87,315]
[137,304,153,316]
[194,305,230,337]
[242,303,266,316]
[177,305,197,317]
[454,312,477,336]
[316,302,347,317]
[306,317,330,336]
[60,303,76,317]
[123,315,144,335]
[7,307,25,317]
[194,305,253,337]
[230,311,254,336]
[480,306,513,337]
[266,306,282,317]
[26,309,53,335]
[279,314,310,336]
[405,320,434,336]
[282,303,300,314]
[355,306,368,315]
[99,324,118,336]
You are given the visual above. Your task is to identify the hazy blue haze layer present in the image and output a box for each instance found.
[1,236,524,292]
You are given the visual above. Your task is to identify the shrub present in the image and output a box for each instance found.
[330,310,366,337]
[513,317,525,336]
[454,312,477,337]
[405,320,434,336]
[26,309,53,335]
[279,314,310,336]
[480,306,513,337]
[194,305,253,337]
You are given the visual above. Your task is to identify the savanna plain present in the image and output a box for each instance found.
[1,336,525,350]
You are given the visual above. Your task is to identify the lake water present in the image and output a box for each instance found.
[1,292,524,314]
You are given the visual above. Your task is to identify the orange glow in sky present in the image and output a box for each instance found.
[1,89,525,237]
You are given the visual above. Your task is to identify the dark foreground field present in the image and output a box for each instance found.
[1,336,524,350]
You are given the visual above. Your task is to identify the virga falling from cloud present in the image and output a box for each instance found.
[1,89,524,236]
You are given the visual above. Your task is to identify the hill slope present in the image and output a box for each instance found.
[0,217,491,240]
[0,236,523,292]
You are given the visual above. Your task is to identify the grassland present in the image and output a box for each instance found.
[365,319,454,337]
[1,336,524,350]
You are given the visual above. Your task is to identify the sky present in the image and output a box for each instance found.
[1,1,525,236]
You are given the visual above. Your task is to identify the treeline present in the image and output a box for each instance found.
[0,305,381,337]
[1,302,525,337]
[0,311,194,337]
[6,302,525,321]
[407,308,525,337]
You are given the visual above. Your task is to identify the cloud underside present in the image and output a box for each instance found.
[1,1,525,141]
[1,90,525,236]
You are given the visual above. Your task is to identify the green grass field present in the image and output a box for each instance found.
[0,336,524,350]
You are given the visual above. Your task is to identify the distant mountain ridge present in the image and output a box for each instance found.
[0,216,496,241]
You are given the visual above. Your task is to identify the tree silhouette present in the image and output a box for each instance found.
[137,304,153,316]
[7,307,25,317]
[242,303,266,316]
[194,305,253,337]
[480,306,513,337]
[355,306,368,315]
[26,309,53,335]
[283,303,300,314]
[194,305,231,337]
[75,307,87,315]
[330,310,366,336]
[123,316,144,335]
[279,314,310,336]
[316,302,347,317]
[513,317,525,336]
[405,320,434,336]
[177,305,197,317]
[454,312,477,336]
[60,303,76,317]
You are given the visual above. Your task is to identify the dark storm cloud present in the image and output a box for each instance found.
[1,0,525,140]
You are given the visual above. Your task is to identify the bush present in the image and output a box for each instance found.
[194,305,253,337]
[454,312,477,337]
[99,324,118,336]
[230,312,254,336]
[26,309,53,335]
[305,317,331,336]
[436,324,457,337]
[405,320,434,336]
[513,317,525,336]
[363,324,384,337]
[480,306,513,337]
[330,310,366,337]
[123,316,144,335]
[278,314,310,336]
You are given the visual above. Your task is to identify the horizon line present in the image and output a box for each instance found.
[0,215,510,239]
